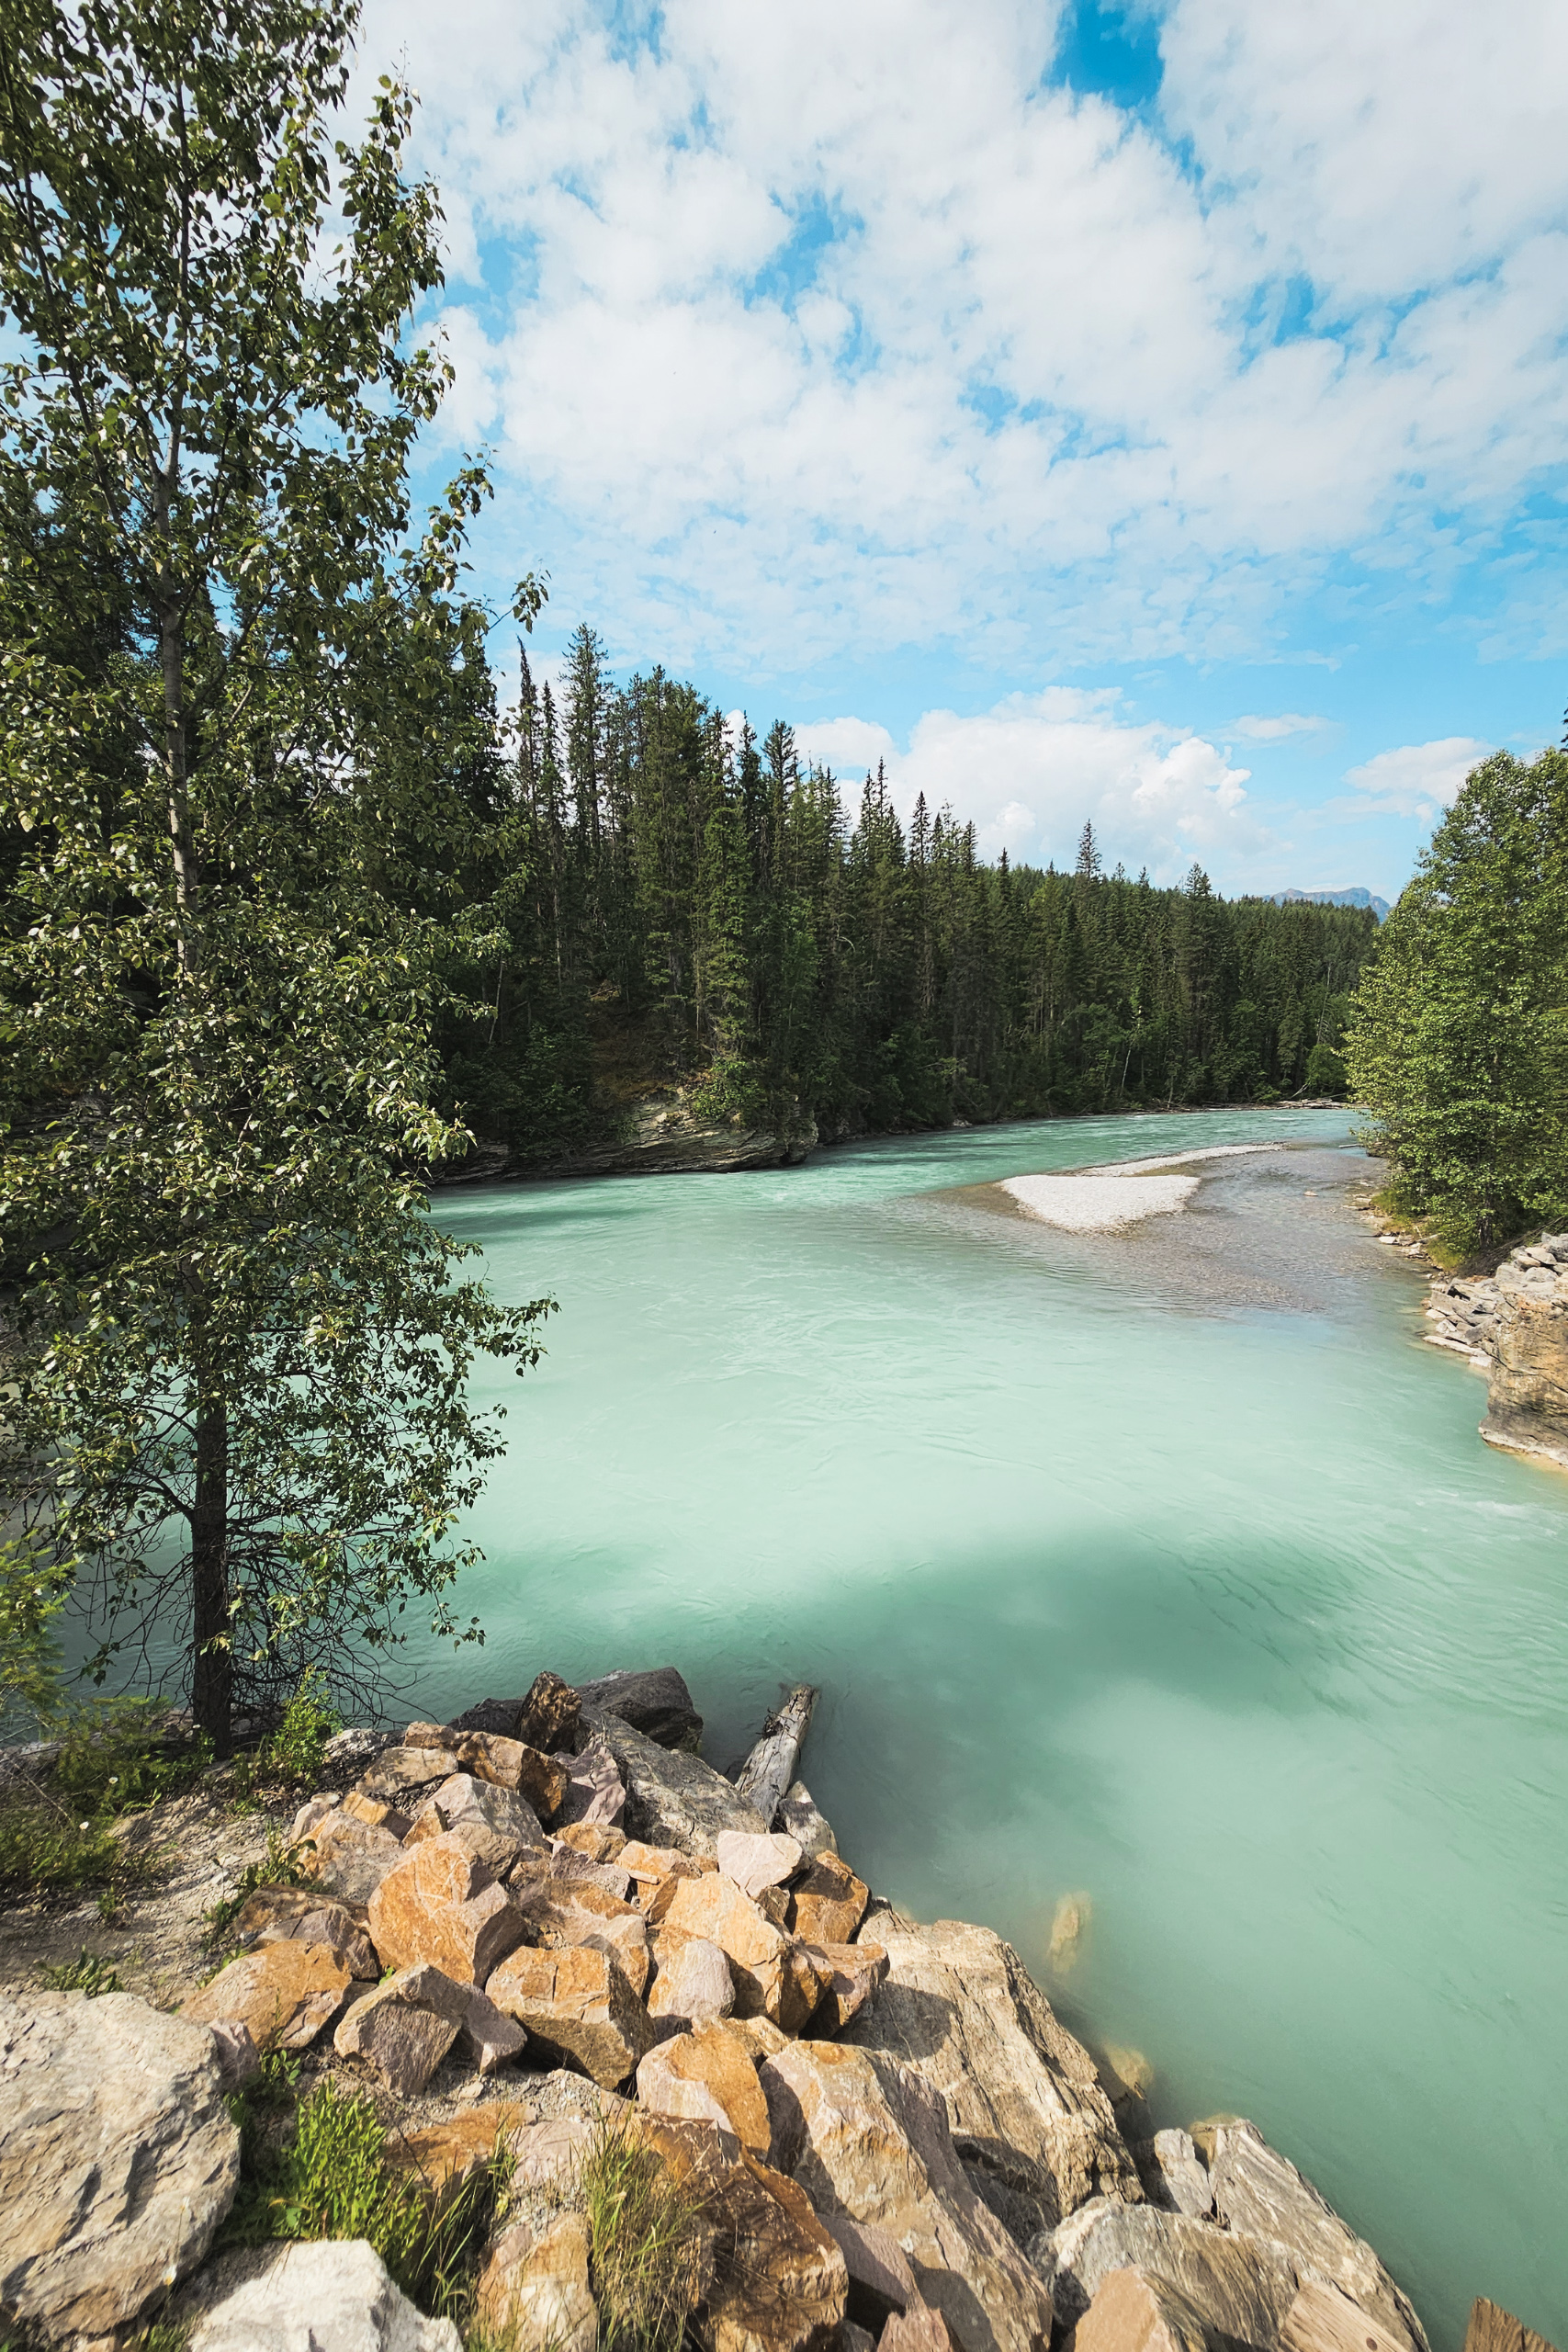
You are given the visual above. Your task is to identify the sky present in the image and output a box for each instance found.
[355,0,1568,899]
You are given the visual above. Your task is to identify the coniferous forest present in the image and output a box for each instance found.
[442,629,1377,1168]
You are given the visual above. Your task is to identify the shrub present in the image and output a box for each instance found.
[0,1804,142,1898]
[54,1701,210,1816]
[581,2112,705,2352]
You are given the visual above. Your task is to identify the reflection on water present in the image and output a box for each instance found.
[422,1108,1566,2350]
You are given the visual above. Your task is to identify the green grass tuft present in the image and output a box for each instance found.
[202,1827,316,1946]
[581,2112,705,2352]
[41,1948,123,1995]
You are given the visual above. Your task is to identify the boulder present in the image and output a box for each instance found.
[486,1942,654,2086]
[843,1917,1141,2239]
[459,1983,528,2073]
[1039,2197,1298,2343]
[660,1869,801,2023]
[637,2021,772,2156]
[646,1926,737,2033]
[301,1809,409,1905]
[1461,2301,1560,2352]
[716,1828,804,1897]
[475,2211,596,2352]
[800,1939,887,2032]
[761,2037,1055,2352]
[583,1706,768,1857]
[367,1833,525,1984]
[1209,2121,1427,2350]
[1483,1248,1568,1464]
[0,1990,241,2345]
[516,1669,582,1754]
[357,1743,460,1799]
[706,2154,849,2352]
[883,2312,957,2352]
[341,1789,413,1836]
[821,2213,921,2327]
[547,1841,634,1899]
[401,1772,545,1876]
[184,2237,460,2352]
[444,1696,524,1739]
[511,2109,596,2189]
[789,1851,869,1945]
[1074,2267,1208,2352]
[444,1730,567,1819]
[232,1886,379,1977]
[525,1874,652,1997]
[209,2018,262,2095]
[1137,2129,1213,2221]
[777,1780,838,1859]
[321,1726,396,1774]
[1282,2279,1423,2352]
[558,1732,627,1828]
[182,1940,352,2053]
[333,1964,468,2096]
[576,1664,703,1747]
[556,1820,628,1862]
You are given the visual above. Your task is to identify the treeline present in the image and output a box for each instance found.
[1348,749,1568,1254]
[438,629,1377,1164]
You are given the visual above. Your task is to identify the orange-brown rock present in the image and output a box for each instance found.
[778,1940,832,2035]
[402,1773,544,1876]
[333,1962,468,2095]
[553,1821,626,1863]
[385,2104,528,2211]
[446,1730,567,1818]
[486,1943,653,2086]
[182,1940,351,2053]
[705,2152,849,2352]
[801,1939,887,2032]
[1076,2267,1209,2352]
[789,1852,869,1946]
[547,1844,633,1900]
[367,1833,525,1984]
[358,1743,459,1799]
[232,1887,378,1978]
[882,2310,957,2352]
[1281,2280,1419,2352]
[646,1926,736,2032]
[522,1875,652,1998]
[636,2022,771,2157]
[299,1809,408,1905]
[341,1788,413,1837]
[403,1721,448,1747]
[474,2211,596,2352]
[660,1871,793,2020]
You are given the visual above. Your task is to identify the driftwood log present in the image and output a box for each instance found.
[731,1683,818,1829]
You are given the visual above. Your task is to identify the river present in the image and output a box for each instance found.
[423,1105,1567,2350]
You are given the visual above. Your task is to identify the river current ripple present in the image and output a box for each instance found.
[429,1106,1568,2351]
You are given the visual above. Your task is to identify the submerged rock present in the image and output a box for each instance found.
[0,1990,241,2345]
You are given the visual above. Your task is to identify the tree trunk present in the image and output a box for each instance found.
[190,1388,232,1756]
[732,1684,818,1830]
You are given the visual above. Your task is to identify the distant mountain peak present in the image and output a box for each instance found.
[1274,886,1391,922]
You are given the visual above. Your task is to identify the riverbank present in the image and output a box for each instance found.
[1,1663,1472,2352]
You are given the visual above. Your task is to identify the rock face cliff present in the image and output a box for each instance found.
[556,1093,817,1177]
[1426,1233,1568,1470]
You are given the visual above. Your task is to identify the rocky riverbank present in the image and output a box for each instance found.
[0,1666,1544,2352]
[1422,1233,1568,1470]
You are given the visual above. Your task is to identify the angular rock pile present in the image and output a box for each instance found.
[1426,1234,1568,1468]
[0,1663,1461,2352]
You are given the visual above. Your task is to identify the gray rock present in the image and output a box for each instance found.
[321,1726,397,1773]
[0,1990,241,2344]
[1137,2129,1213,2220]
[1209,2121,1427,2350]
[777,1779,839,1859]
[556,1733,626,1828]
[0,1738,62,1792]
[582,1706,768,1859]
[842,1917,1142,2240]
[410,1772,545,1874]
[1036,2196,1299,2343]
[575,1665,703,1748]
[333,1964,468,2096]
[185,2238,460,2352]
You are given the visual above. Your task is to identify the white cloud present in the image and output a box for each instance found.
[1231,714,1329,743]
[346,0,1568,677]
[1342,738,1494,818]
[798,690,1264,884]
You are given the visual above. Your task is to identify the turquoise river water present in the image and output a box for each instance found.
[413,1107,1566,2350]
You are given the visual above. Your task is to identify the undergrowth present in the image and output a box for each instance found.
[203,1826,317,1945]
[581,2112,705,2352]
[41,1949,123,1995]
[230,1669,341,1811]
[222,2075,510,2324]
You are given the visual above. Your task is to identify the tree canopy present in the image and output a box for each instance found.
[0,0,550,1749]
